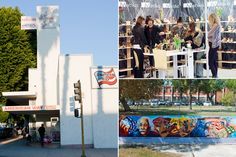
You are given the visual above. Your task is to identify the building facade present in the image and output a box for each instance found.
[1,6,118,148]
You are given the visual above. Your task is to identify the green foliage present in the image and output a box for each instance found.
[225,80,236,94]
[216,8,223,18]
[172,79,189,99]
[0,107,9,122]
[120,80,163,101]
[200,79,225,94]
[221,92,234,106]
[224,80,236,107]
[0,7,36,104]
[119,80,163,111]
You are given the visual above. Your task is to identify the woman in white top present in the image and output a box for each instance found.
[208,13,221,78]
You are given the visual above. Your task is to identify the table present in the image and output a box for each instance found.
[144,48,206,78]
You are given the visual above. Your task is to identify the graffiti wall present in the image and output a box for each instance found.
[119,115,236,138]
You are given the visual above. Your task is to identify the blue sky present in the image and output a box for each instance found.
[0,0,118,66]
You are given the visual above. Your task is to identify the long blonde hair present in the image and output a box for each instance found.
[208,13,220,27]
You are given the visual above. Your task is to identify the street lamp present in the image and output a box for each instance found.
[74,80,86,157]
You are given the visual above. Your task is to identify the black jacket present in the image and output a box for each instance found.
[132,24,148,49]
[144,25,162,48]
[38,126,45,137]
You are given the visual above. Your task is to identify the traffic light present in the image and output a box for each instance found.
[74,80,82,103]
[74,108,81,118]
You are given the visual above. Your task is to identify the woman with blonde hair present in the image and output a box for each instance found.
[208,13,221,78]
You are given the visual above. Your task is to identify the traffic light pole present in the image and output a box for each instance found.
[74,80,86,157]
[80,85,86,157]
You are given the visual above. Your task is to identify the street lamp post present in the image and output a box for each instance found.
[74,80,86,157]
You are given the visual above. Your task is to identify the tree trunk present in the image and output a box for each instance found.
[209,94,214,105]
[171,87,174,102]
[197,88,200,102]
[163,86,166,101]
[189,80,192,110]
[189,90,192,110]
[215,91,217,105]
[120,98,131,111]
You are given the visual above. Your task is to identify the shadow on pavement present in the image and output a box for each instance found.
[0,138,117,157]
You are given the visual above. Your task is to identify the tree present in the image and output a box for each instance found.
[0,7,37,122]
[172,79,188,101]
[0,7,36,104]
[225,80,236,108]
[0,107,9,123]
[172,80,223,110]
[221,92,234,106]
[200,80,225,105]
[119,80,163,111]
[187,80,200,110]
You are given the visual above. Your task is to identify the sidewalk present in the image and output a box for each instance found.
[148,144,236,157]
[0,138,117,157]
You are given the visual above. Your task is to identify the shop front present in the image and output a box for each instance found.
[119,0,236,78]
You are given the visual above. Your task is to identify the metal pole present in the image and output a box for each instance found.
[80,83,86,157]
[204,0,210,78]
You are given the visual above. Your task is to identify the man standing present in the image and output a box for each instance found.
[38,124,45,147]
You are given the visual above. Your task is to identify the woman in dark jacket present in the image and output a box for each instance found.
[144,18,163,67]
[132,16,148,78]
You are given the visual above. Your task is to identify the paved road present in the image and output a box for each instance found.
[0,138,117,157]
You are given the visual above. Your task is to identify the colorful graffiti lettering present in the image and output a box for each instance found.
[119,115,236,138]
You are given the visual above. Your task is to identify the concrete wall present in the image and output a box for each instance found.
[91,67,118,148]
[59,54,93,146]
[120,115,236,138]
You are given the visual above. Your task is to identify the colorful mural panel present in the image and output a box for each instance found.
[119,115,236,138]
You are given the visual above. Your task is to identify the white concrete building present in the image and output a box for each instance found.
[1,6,118,148]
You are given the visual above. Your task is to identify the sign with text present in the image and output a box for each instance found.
[141,2,150,8]
[163,3,171,8]
[21,16,37,30]
[37,6,59,29]
[91,67,118,89]
[2,105,57,112]
[119,1,126,7]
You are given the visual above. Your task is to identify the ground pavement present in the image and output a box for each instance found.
[146,144,236,157]
[0,137,117,157]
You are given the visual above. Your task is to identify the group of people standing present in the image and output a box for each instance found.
[131,13,221,78]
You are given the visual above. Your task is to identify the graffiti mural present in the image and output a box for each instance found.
[119,115,236,138]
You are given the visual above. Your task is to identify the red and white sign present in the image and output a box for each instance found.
[21,16,37,30]
[91,67,118,89]
[2,105,57,112]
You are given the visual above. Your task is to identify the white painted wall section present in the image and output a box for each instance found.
[59,55,93,146]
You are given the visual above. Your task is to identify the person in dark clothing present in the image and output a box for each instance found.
[144,18,163,49]
[145,15,152,25]
[144,17,164,66]
[132,16,148,49]
[132,16,148,78]
[172,17,187,77]
[172,17,187,39]
[38,124,45,146]
[184,22,203,49]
